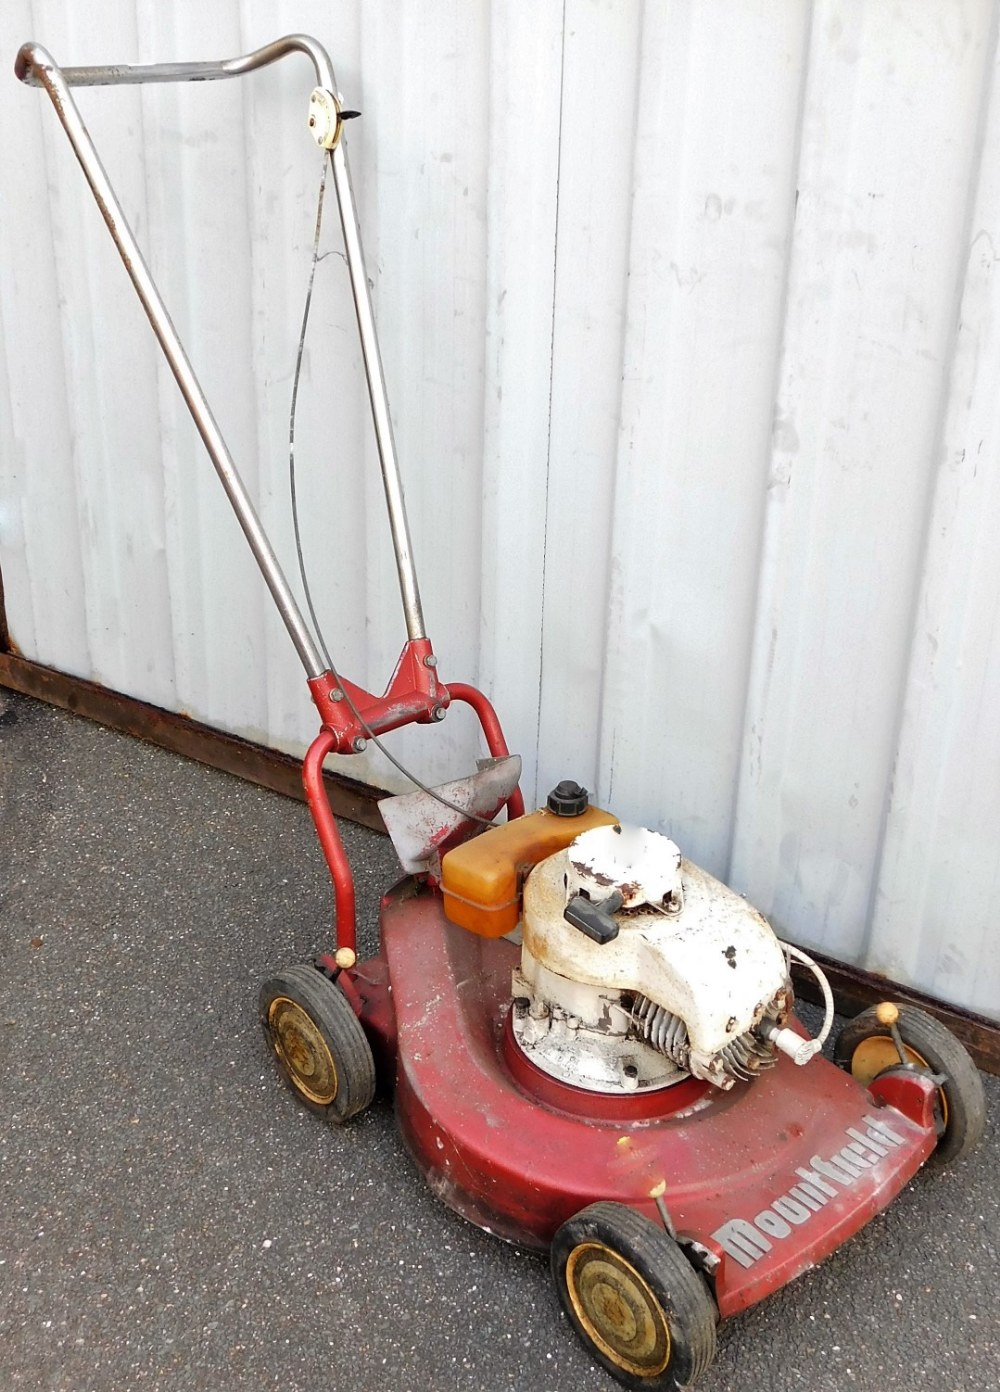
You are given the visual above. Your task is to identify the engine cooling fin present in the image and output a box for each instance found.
[719,1030,778,1081]
[630,995,777,1083]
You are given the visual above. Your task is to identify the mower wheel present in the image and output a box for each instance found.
[551,1202,717,1391]
[259,964,375,1124]
[835,1004,985,1164]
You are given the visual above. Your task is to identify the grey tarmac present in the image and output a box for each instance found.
[1,691,996,1392]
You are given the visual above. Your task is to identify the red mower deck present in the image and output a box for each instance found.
[355,881,938,1319]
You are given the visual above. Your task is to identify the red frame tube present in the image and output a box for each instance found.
[302,728,358,954]
[446,683,525,820]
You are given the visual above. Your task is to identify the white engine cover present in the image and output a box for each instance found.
[522,833,789,1062]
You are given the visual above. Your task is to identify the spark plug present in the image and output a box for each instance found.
[759,1021,821,1067]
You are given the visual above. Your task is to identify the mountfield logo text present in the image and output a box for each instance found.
[711,1114,905,1269]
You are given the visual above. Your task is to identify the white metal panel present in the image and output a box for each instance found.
[139,2,271,739]
[477,0,564,790]
[729,1,999,1012]
[867,9,1000,1020]
[2,0,999,1019]
[536,0,643,803]
[595,1,812,870]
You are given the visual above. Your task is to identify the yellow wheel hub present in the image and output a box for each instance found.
[850,1036,948,1127]
[565,1242,671,1378]
[267,996,338,1106]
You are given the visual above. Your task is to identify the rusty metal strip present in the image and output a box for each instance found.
[790,947,999,1077]
[0,652,386,833]
[0,562,13,656]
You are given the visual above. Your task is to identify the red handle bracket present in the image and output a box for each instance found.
[307,637,447,752]
[302,651,524,957]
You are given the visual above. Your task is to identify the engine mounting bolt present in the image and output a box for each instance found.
[432,705,446,721]
[352,737,367,753]
[330,688,345,702]
[423,654,438,668]
[334,947,357,970]
[875,1001,900,1027]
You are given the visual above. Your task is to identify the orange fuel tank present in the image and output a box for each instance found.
[440,802,619,938]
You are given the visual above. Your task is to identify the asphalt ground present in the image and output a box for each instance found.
[0,688,997,1392]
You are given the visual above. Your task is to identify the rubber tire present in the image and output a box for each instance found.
[551,1202,717,1391]
[259,964,375,1124]
[835,1003,985,1164]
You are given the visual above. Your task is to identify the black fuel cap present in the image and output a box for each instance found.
[547,780,589,816]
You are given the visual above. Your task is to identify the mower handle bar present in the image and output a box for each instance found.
[15,33,340,93]
[15,35,427,678]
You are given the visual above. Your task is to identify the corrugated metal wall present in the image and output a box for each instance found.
[2,1,998,1019]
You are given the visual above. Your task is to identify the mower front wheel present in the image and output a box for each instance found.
[259,964,375,1124]
[835,1003,985,1164]
[551,1201,717,1391]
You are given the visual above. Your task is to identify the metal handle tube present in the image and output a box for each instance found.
[17,32,428,652]
[16,41,327,677]
[329,140,426,641]
[15,32,339,95]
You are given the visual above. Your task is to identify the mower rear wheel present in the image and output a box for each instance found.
[551,1202,717,1391]
[835,1004,985,1164]
[259,964,375,1123]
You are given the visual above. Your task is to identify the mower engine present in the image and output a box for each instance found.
[512,823,795,1095]
[417,776,830,1099]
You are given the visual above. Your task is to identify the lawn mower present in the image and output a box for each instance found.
[18,34,986,1390]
